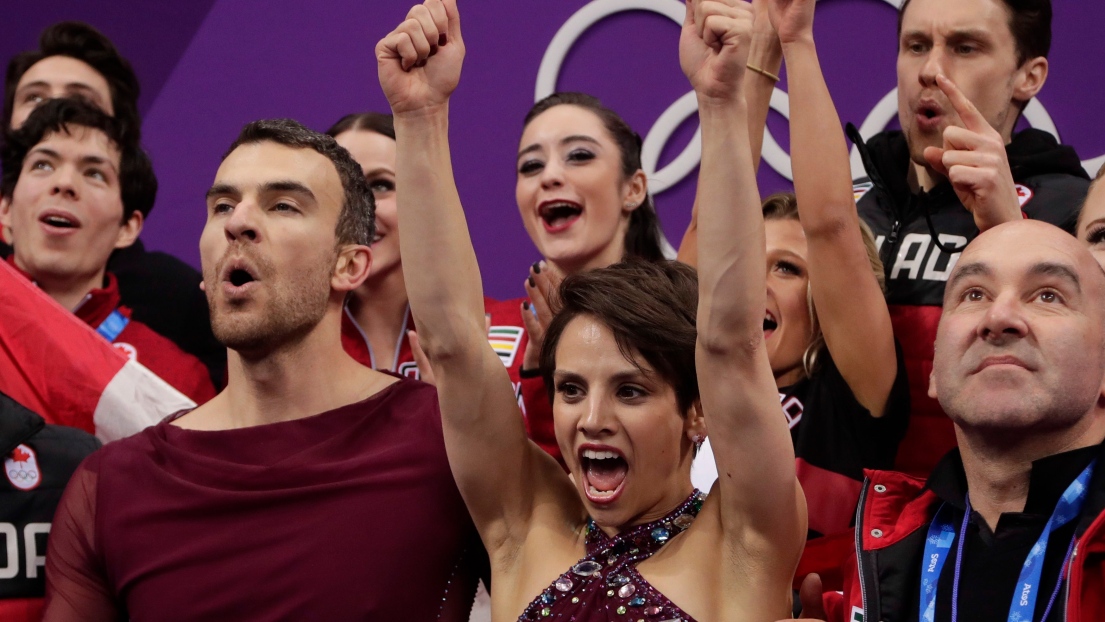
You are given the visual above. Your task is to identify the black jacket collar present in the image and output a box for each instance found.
[0,391,45,456]
[927,442,1103,521]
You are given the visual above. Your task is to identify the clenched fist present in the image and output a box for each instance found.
[376,0,465,115]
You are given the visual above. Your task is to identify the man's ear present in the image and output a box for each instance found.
[621,169,648,215]
[0,196,11,245]
[0,195,11,224]
[332,244,372,293]
[1013,56,1048,103]
[114,210,144,249]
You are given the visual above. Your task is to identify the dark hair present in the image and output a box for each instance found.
[1076,166,1105,233]
[5,22,141,140]
[540,259,699,414]
[523,93,665,263]
[224,118,375,247]
[1,97,156,221]
[897,0,1051,66]
[325,112,395,141]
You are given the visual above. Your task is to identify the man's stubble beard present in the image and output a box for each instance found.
[210,256,335,359]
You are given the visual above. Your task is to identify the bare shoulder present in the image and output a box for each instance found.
[638,490,803,619]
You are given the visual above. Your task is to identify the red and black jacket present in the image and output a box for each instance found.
[823,441,1105,622]
[0,390,100,622]
[848,126,1091,478]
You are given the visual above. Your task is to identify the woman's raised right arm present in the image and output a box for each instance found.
[377,0,577,558]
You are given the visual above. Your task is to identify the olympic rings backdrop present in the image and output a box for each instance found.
[2,0,1102,298]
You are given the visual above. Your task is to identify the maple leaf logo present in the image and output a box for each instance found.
[11,447,31,463]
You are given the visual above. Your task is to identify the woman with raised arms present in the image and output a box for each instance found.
[678,0,910,549]
[376,0,805,619]
[515,2,779,463]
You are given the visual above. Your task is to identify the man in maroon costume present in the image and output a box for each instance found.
[41,119,484,620]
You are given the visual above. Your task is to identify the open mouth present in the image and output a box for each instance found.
[763,312,778,336]
[916,102,943,127]
[228,268,255,287]
[579,447,628,503]
[40,213,79,229]
[539,201,583,232]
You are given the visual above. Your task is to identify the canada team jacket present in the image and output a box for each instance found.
[0,391,100,621]
[824,442,1105,622]
[849,127,1091,477]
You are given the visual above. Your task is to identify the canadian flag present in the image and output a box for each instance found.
[0,261,195,442]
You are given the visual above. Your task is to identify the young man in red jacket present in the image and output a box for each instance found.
[0,98,214,405]
[791,220,1105,622]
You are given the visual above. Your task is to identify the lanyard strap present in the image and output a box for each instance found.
[920,460,1095,622]
[96,309,130,343]
[920,504,958,622]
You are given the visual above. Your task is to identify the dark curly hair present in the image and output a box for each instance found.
[5,21,140,140]
[1,97,156,222]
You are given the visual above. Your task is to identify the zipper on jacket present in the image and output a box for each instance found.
[887,219,902,248]
[855,478,872,619]
[1060,542,1076,621]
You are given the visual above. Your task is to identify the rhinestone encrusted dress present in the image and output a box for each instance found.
[518,490,706,622]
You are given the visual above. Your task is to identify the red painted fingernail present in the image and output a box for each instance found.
[523,301,530,310]
[439,34,447,46]
[528,276,535,288]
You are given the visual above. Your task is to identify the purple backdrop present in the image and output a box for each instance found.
[2,0,1102,299]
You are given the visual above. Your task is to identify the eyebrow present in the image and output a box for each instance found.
[205,180,316,202]
[362,167,394,178]
[946,261,993,294]
[1081,217,1105,237]
[1029,261,1081,293]
[17,80,102,97]
[945,29,992,42]
[517,134,601,162]
[901,27,991,41]
[27,146,117,172]
[205,183,237,200]
[552,368,652,384]
[947,260,1083,296]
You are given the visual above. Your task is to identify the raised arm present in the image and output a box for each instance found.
[681,0,805,559]
[677,0,780,267]
[770,0,896,416]
[376,0,575,557]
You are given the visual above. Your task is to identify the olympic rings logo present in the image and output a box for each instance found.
[8,469,38,481]
[537,0,1104,193]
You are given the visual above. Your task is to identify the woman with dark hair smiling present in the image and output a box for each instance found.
[377,0,805,618]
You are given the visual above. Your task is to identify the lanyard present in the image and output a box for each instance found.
[96,309,130,343]
[920,460,1095,622]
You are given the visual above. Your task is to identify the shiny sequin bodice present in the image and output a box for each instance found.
[518,490,705,622]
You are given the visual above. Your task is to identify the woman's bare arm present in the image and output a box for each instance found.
[772,0,897,416]
[677,0,780,267]
[377,0,577,560]
[681,0,805,560]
